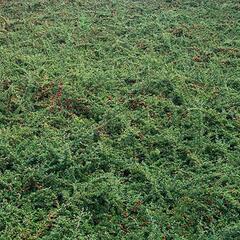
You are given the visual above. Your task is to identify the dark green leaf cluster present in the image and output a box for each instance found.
[0,0,239,239]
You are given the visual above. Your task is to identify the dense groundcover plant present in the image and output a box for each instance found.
[0,0,239,239]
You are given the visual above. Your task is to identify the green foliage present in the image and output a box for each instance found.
[0,0,240,239]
